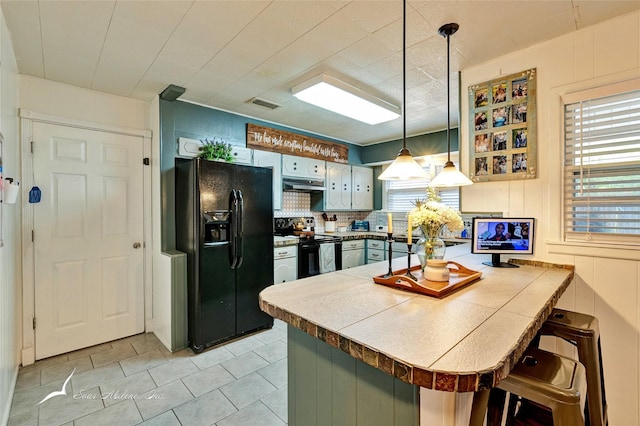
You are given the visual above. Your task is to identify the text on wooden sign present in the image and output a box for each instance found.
[247,123,348,163]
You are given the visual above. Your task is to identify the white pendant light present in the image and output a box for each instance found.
[429,23,473,188]
[378,0,428,181]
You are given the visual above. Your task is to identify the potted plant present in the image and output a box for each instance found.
[199,138,234,162]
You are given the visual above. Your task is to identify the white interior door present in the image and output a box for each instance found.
[32,122,144,359]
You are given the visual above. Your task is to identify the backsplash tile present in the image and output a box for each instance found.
[277,191,369,230]
[276,192,470,236]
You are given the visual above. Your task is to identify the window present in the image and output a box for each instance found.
[563,85,640,242]
[385,163,460,212]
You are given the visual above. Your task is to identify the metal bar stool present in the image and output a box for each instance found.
[534,308,608,426]
[470,346,587,426]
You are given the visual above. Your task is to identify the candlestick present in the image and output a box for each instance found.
[405,243,417,280]
[383,233,394,278]
[387,213,393,233]
[407,216,412,241]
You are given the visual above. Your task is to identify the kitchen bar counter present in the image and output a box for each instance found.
[316,230,469,245]
[260,243,573,391]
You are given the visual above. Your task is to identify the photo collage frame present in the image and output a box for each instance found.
[468,68,536,182]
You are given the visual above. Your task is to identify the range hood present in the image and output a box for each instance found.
[282,177,326,192]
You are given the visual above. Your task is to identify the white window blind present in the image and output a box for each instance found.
[564,88,640,240]
[386,164,460,212]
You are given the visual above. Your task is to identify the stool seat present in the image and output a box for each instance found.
[538,308,608,426]
[470,346,586,426]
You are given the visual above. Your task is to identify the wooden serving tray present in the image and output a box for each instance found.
[373,261,482,298]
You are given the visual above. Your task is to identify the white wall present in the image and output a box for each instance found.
[20,75,149,130]
[0,9,20,425]
[17,76,152,367]
[460,11,640,425]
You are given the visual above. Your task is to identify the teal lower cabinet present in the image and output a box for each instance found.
[288,326,419,426]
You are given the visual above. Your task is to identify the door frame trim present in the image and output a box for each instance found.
[19,109,152,365]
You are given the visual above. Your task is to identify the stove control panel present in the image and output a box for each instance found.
[274,217,316,235]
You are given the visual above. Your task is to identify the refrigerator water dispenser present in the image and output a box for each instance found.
[204,210,230,244]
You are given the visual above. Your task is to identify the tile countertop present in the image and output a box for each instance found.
[274,232,470,246]
[316,230,470,245]
[259,243,574,392]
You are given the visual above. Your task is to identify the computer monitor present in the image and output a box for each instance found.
[471,217,535,268]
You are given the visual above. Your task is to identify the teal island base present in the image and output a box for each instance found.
[288,325,419,426]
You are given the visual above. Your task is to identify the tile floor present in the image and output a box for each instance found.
[7,320,288,426]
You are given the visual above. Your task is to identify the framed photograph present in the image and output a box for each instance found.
[474,88,489,108]
[475,157,489,176]
[492,131,507,151]
[512,153,528,173]
[474,111,488,130]
[492,155,508,174]
[512,128,527,148]
[492,83,507,104]
[468,68,536,182]
[492,106,509,127]
[474,133,490,153]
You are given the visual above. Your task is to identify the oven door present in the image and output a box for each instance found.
[298,239,343,278]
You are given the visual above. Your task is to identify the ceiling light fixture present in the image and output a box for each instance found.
[378,0,429,181]
[429,23,473,188]
[292,73,400,125]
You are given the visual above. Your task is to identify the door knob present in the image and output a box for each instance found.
[133,242,141,249]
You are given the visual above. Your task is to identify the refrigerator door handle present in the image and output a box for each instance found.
[236,190,244,268]
[229,189,239,269]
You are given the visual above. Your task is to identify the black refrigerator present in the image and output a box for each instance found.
[175,158,274,353]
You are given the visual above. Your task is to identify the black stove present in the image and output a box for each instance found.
[274,217,342,277]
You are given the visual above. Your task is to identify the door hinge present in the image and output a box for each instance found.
[143,157,150,166]
[31,230,34,242]
[33,317,36,330]
[30,141,34,153]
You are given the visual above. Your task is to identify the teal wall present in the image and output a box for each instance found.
[364,129,459,209]
[159,99,364,250]
[361,129,458,164]
[160,99,458,248]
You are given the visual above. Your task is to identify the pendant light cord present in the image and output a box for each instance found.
[445,30,451,163]
[438,22,458,167]
[402,0,407,151]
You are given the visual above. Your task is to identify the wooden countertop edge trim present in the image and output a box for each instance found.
[259,264,575,392]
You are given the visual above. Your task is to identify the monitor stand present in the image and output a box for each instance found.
[482,253,519,268]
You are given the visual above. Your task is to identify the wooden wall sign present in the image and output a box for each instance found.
[247,123,348,163]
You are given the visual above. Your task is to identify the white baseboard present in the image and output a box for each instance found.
[21,347,35,366]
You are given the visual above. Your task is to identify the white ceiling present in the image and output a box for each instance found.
[2,1,639,146]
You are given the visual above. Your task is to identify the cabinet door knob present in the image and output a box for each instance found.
[133,242,141,249]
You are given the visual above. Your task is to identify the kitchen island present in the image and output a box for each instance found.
[259,243,574,425]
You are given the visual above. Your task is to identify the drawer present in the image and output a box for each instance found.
[367,248,385,262]
[366,239,385,250]
[274,245,297,260]
[342,239,365,250]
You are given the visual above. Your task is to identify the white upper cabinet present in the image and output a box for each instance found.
[325,162,352,210]
[351,166,373,210]
[230,146,252,165]
[282,154,325,179]
[253,150,282,210]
